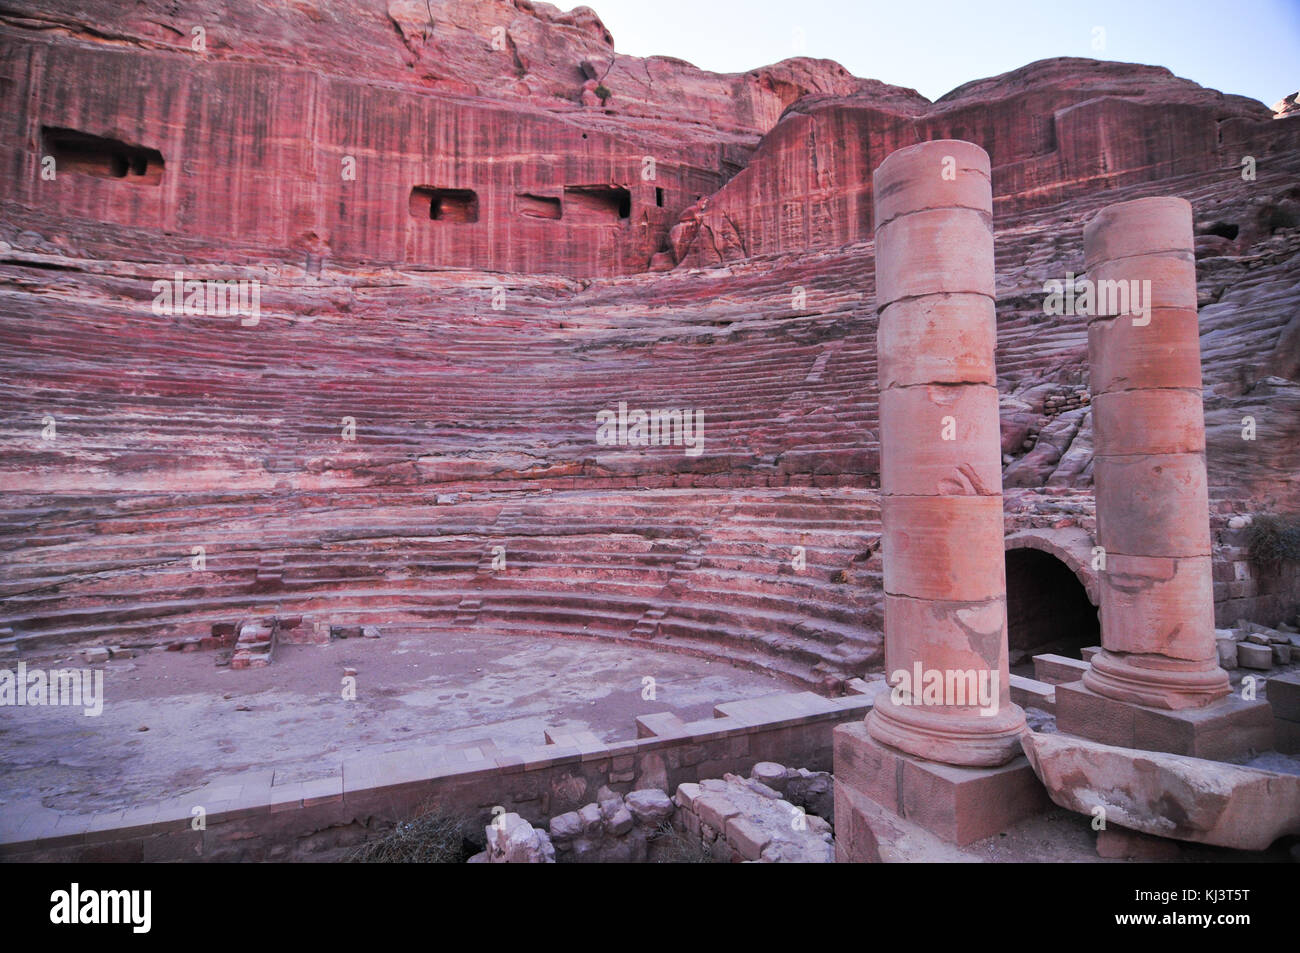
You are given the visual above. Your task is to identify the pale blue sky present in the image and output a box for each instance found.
[574,0,1299,108]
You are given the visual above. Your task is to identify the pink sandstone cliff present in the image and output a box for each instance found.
[0,0,869,275]
[674,58,1299,265]
[1,0,1298,675]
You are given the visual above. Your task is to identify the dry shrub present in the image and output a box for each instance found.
[1247,514,1300,571]
[348,803,482,864]
[647,819,729,864]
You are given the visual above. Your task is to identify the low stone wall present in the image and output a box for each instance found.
[0,690,871,862]
[1211,540,1300,630]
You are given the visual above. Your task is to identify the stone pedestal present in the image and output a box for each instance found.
[1055,681,1273,761]
[834,722,1049,850]
[1059,196,1247,757]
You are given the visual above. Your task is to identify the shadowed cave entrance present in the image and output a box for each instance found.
[409,186,479,222]
[1005,547,1099,665]
[563,185,631,222]
[41,127,164,184]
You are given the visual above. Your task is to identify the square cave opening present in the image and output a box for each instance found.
[41,126,164,184]
[410,186,479,223]
[563,185,631,222]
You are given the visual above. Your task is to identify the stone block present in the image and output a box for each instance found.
[625,789,673,826]
[673,782,701,810]
[1023,730,1300,851]
[486,814,555,863]
[1274,718,1300,754]
[1237,642,1272,670]
[679,743,707,766]
[1055,680,1274,761]
[898,752,1049,846]
[1216,637,1238,669]
[744,778,781,799]
[881,495,1006,603]
[1032,653,1090,685]
[605,807,633,837]
[725,815,771,861]
[832,780,979,863]
[577,803,602,834]
[873,207,995,307]
[548,811,582,842]
[694,794,740,832]
[877,295,996,390]
[750,762,790,792]
[832,721,899,813]
[635,711,687,739]
[679,808,700,838]
[832,721,1048,846]
[1009,673,1056,713]
[1266,671,1300,722]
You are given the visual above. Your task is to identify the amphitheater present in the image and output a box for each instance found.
[1,0,1299,862]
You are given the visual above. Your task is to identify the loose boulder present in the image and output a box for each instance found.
[1021,730,1300,851]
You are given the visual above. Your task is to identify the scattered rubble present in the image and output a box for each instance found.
[481,813,555,864]
[673,769,834,863]
[473,763,834,863]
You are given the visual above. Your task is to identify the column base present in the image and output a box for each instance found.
[1081,649,1230,710]
[833,720,1049,849]
[866,688,1028,768]
[1055,680,1274,761]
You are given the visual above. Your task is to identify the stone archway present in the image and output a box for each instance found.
[1003,528,1101,666]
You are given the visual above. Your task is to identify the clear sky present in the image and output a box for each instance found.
[571,0,1299,109]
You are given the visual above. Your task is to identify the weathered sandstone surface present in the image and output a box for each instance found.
[1022,730,1300,851]
[1,0,1298,680]
[675,59,1300,265]
[0,0,869,276]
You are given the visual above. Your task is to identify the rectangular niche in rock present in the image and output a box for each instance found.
[516,192,562,220]
[41,127,164,185]
[409,186,479,223]
[563,185,630,223]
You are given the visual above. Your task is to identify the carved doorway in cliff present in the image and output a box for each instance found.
[1004,547,1099,668]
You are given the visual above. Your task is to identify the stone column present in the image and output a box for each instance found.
[1081,196,1230,709]
[865,139,1026,768]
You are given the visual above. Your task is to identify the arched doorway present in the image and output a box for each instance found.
[1005,547,1099,668]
